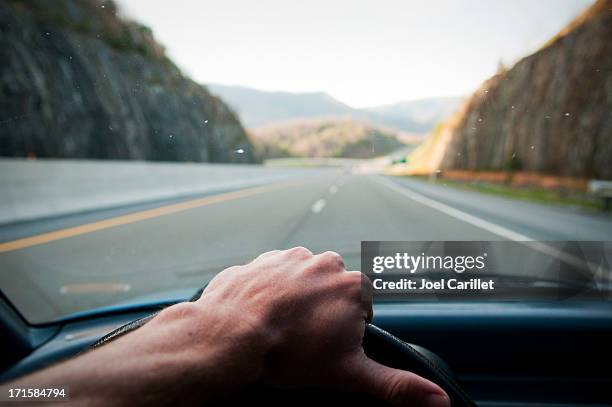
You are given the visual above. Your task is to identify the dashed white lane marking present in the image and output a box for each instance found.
[329,185,338,194]
[311,199,327,213]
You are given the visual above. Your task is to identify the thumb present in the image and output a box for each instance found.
[342,353,450,407]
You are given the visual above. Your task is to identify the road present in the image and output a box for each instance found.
[1,169,611,323]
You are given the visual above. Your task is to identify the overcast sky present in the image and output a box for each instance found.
[118,0,593,108]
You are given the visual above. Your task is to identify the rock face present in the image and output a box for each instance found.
[440,0,612,179]
[0,0,256,163]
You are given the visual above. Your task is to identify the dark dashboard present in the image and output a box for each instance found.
[1,300,611,406]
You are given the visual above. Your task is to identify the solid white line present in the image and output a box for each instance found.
[311,199,327,213]
[372,175,597,272]
[372,175,532,241]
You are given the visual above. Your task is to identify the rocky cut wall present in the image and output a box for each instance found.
[440,0,612,179]
[0,0,256,163]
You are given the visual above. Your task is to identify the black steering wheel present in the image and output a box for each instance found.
[92,294,476,407]
[215,324,476,407]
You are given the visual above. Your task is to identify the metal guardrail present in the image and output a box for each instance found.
[588,180,612,211]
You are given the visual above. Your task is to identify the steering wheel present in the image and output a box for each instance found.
[92,296,476,407]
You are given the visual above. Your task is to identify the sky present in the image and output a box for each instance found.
[118,0,593,108]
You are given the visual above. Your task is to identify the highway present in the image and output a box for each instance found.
[1,168,611,323]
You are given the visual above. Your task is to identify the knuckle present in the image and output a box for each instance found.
[385,375,420,406]
[286,246,312,258]
[318,251,345,269]
[343,271,363,290]
[256,249,280,260]
[386,377,405,405]
[383,372,435,407]
[224,265,242,273]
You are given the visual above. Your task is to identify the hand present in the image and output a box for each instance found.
[160,247,450,406]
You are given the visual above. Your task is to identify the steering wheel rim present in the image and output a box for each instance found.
[361,324,477,407]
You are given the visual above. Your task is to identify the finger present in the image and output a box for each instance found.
[360,273,374,323]
[342,353,450,407]
[315,250,345,271]
[346,271,373,323]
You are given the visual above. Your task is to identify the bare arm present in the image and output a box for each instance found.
[3,248,450,407]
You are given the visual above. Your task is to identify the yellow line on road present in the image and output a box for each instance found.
[0,181,294,254]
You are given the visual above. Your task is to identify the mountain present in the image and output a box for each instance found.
[410,0,612,180]
[250,119,405,159]
[206,84,356,127]
[0,0,256,163]
[207,84,446,133]
[364,97,463,130]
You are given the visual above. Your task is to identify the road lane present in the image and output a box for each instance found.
[388,176,612,241]
[0,171,343,322]
[0,180,304,254]
[1,171,610,323]
[282,174,500,259]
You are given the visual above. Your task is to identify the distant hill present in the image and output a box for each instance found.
[364,97,463,131]
[206,84,355,127]
[0,0,256,163]
[250,119,405,159]
[208,84,457,133]
[408,0,612,180]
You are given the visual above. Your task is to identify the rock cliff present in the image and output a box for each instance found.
[0,0,256,163]
[439,0,611,179]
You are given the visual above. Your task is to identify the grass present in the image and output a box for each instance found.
[264,157,364,168]
[406,175,604,211]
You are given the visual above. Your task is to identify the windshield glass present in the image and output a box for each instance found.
[1,0,611,324]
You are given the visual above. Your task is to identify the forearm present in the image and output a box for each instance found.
[3,302,264,406]
[6,341,183,406]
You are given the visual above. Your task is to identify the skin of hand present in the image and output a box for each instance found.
[3,247,450,407]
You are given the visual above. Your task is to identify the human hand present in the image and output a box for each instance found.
[174,247,450,406]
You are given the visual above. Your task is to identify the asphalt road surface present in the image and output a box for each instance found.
[1,169,611,323]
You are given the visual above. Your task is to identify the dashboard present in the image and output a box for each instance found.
[1,301,612,406]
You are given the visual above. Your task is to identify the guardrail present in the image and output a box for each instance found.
[0,158,311,225]
[588,180,612,211]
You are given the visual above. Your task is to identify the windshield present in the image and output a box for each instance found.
[0,0,611,324]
